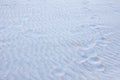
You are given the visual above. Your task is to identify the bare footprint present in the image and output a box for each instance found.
[82,55,105,72]
[50,66,87,80]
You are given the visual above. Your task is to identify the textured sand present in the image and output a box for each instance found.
[0,0,120,80]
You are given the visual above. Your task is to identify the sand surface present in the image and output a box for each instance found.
[0,0,120,80]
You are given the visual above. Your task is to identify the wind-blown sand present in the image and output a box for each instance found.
[0,0,120,80]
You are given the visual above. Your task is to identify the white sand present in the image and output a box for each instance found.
[0,0,120,80]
